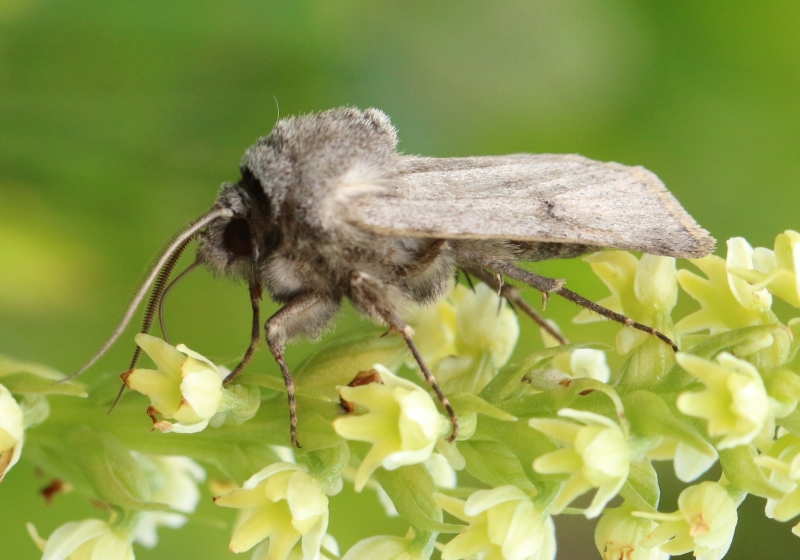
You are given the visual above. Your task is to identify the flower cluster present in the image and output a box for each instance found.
[7,230,800,559]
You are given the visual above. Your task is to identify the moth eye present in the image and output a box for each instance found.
[223,218,253,257]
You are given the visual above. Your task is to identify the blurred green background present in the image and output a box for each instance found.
[1,1,798,558]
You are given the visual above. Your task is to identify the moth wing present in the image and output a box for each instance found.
[347,154,715,258]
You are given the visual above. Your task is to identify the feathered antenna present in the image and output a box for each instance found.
[63,207,233,382]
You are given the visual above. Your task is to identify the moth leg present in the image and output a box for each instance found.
[349,271,459,442]
[263,292,336,448]
[471,259,678,352]
[223,281,263,386]
[461,265,568,346]
[395,239,448,277]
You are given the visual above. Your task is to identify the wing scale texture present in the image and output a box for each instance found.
[348,154,714,258]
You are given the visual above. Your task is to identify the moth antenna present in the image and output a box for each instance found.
[109,250,198,415]
[65,207,233,382]
[157,258,201,344]
[126,244,192,372]
[108,382,126,414]
[272,95,280,125]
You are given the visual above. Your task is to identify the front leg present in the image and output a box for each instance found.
[223,280,263,386]
[349,271,459,442]
[263,292,340,448]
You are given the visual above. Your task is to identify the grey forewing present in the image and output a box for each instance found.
[347,154,715,258]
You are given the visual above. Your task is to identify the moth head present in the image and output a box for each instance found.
[196,168,282,280]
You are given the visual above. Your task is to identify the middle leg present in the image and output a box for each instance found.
[262,292,340,448]
[349,270,459,442]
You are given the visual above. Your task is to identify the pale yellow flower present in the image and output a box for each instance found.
[123,334,225,433]
[333,364,449,491]
[575,252,677,354]
[676,352,772,450]
[408,283,519,393]
[728,230,800,307]
[646,436,718,483]
[434,486,556,560]
[595,504,668,560]
[342,534,430,560]
[636,481,737,560]
[677,254,775,336]
[27,519,135,560]
[0,383,23,481]
[255,533,339,560]
[213,462,334,559]
[756,433,800,535]
[131,453,206,548]
[530,409,630,518]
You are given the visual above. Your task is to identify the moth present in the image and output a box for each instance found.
[76,107,715,447]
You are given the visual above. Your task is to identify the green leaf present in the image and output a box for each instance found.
[779,408,800,436]
[293,330,407,397]
[619,460,660,512]
[68,427,168,512]
[238,373,333,401]
[719,446,783,500]
[681,324,787,362]
[448,392,516,421]
[0,355,65,379]
[307,442,349,489]
[472,416,561,500]
[480,343,607,403]
[0,372,87,397]
[459,440,535,493]
[622,391,710,453]
[373,463,462,533]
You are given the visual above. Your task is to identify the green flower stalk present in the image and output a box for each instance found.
[7,230,800,559]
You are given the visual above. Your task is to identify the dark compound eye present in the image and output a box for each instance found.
[223,217,253,257]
